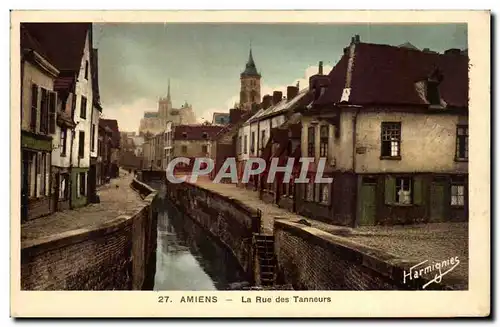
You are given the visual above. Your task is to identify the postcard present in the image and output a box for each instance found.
[10,10,490,318]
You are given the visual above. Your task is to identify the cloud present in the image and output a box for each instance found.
[101,97,158,133]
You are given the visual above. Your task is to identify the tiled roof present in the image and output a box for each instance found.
[21,23,90,72]
[247,88,310,124]
[173,125,224,141]
[53,73,76,92]
[20,25,50,61]
[315,42,469,108]
[99,119,120,148]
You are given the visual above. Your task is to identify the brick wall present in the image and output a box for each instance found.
[166,181,261,283]
[21,179,158,290]
[274,219,459,290]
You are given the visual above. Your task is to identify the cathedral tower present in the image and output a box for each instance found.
[158,79,172,119]
[239,47,261,111]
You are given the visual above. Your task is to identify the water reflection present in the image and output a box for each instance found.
[154,211,216,290]
[152,184,247,291]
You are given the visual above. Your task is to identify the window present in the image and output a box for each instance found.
[251,132,255,154]
[182,132,187,139]
[40,153,46,196]
[451,184,465,206]
[307,126,315,157]
[80,96,87,119]
[78,131,85,158]
[60,128,67,156]
[181,145,187,154]
[385,175,423,206]
[395,177,412,204]
[319,183,330,205]
[381,122,401,158]
[202,145,208,154]
[202,132,208,139]
[71,93,77,118]
[79,172,86,196]
[427,81,440,105]
[91,124,96,152]
[261,130,266,149]
[244,135,248,154]
[30,152,50,198]
[238,136,242,154]
[59,174,69,200]
[85,60,89,80]
[290,180,295,198]
[30,84,38,131]
[305,179,314,202]
[456,125,468,160]
[320,125,328,157]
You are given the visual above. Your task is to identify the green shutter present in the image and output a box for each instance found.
[413,176,424,205]
[384,175,396,204]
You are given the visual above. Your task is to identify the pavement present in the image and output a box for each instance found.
[187,176,469,289]
[21,170,144,243]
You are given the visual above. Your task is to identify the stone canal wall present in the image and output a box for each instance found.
[166,181,261,283]
[273,219,458,290]
[21,179,158,290]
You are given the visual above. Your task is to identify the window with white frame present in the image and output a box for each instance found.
[451,180,465,206]
[319,183,330,205]
[395,177,412,204]
[381,122,401,158]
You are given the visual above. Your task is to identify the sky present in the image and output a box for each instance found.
[92,23,467,133]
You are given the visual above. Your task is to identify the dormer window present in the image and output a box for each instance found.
[427,80,440,105]
[182,132,187,139]
[202,132,208,139]
[85,60,89,80]
[426,68,444,106]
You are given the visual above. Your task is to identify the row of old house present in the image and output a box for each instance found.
[141,121,224,173]
[208,36,469,227]
[20,23,120,222]
[138,36,468,227]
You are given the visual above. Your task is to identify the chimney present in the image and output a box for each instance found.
[272,91,283,105]
[318,61,323,75]
[229,108,244,124]
[355,34,360,43]
[343,46,350,55]
[261,95,273,109]
[444,48,461,55]
[287,86,299,101]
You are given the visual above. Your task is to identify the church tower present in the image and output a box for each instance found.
[239,47,261,111]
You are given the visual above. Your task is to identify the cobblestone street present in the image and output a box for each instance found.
[190,177,469,288]
[21,172,143,243]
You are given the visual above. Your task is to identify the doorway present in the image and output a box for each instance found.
[359,177,377,226]
[430,178,446,222]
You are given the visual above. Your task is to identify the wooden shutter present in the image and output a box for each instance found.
[384,175,396,205]
[413,176,424,205]
[49,91,57,134]
[30,84,38,131]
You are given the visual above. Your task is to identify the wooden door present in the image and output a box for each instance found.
[430,180,446,222]
[359,182,376,226]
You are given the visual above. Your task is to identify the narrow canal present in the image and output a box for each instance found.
[147,182,248,291]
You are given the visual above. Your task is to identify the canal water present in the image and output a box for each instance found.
[148,182,248,291]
